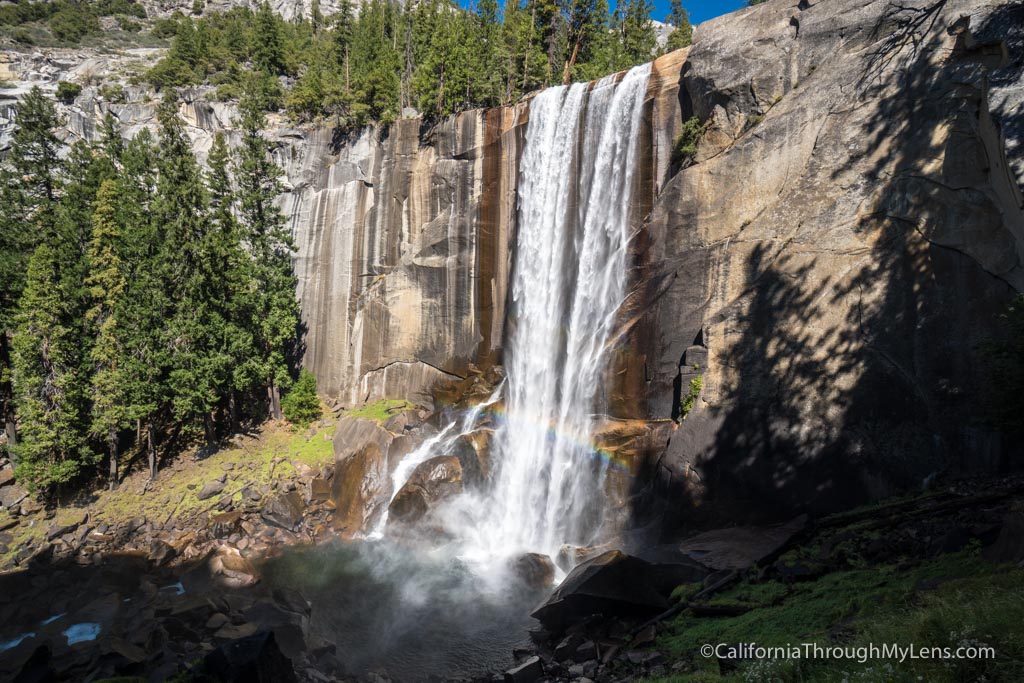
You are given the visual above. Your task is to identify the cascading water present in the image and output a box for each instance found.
[476,64,652,559]
[383,64,652,564]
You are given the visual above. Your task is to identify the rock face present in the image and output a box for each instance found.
[618,0,1024,524]
[286,108,525,404]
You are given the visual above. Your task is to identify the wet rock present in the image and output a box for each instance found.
[532,550,706,631]
[387,455,463,527]
[309,477,331,502]
[261,492,305,530]
[210,546,260,588]
[201,630,297,682]
[573,640,598,663]
[197,479,227,501]
[504,655,543,683]
[211,511,244,538]
[332,417,397,535]
[554,634,584,661]
[215,621,260,640]
[679,515,807,571]
[555,544,610,573]
[509,552,556,589]
[148,539,178,566]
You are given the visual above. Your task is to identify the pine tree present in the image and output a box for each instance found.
[85,180,130,489]
[117,129,166,479]
[11,244,95,491]
[235,90,299,421]
[665,0,692,51]
[253,1,285,75]
[281,369,322,427]
[154,98,228,443]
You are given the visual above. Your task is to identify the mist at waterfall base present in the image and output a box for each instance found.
[262,65,652,680]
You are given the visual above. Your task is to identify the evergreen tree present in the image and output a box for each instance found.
[10,244,95,492]
[117,129,166,478]
[665,0,692,51]
[154,99,228,443]
[235,91,300,421]
[281,369,322,427]
[253,1,285,75]
[85,179,130,489]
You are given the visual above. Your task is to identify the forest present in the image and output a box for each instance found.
[0,86,322,496]
[2,0,694,126]
[144,0,694,125]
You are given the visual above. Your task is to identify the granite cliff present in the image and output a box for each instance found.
[2,0,1023,528]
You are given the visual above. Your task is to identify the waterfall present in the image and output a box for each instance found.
[480,64,652,558]
[377,64,651,566]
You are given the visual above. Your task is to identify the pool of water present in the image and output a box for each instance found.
[260,539,542,681]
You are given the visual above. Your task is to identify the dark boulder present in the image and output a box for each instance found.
[531,550,706,631]
[509,553,556,589]
[504,655,543,683]
[261,492,305,530]
[201,630,297,683]
[678,515,807,571]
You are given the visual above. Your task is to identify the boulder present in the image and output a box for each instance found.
[309,477,331,502]
[983,513,1024,563]
[0,466,14,487]
[148,539,178,566]
[504,655,543,683]
[387,455,463,527]
[531,550,706,631]
[210,546,260,588]
[509,552,556,589]
[678,515,807,571]
[211,511,244,538]
[261,492,305,531]
[332,417,396,535]
[197,479,227,501]
[46,512,88,541]
[201,631,297,683]
[0,483,28,509]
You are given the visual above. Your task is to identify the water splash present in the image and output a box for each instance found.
[369,385,504,537]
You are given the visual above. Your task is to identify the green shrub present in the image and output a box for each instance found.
[99,83,126,103]
[281,370,323,428]
[680,374,702,421]
[214,83,241,101]
[12,27,36,44]
[55,80,82,104]
[672,116,703,168]
[48,5,100,43]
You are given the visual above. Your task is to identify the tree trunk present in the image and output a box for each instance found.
[1,333,16,461]
[147,424,156,480]
[108,427,119,491]
[562,39,581,85]
[229,391,238,434]
[268,383,282,421]
[205,412,216,447]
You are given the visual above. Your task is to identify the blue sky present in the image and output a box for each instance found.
[651,0,747,25]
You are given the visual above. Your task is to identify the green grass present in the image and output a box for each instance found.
[648,551,1024,682]
[0,422,338,568]
[339,399,412,423]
